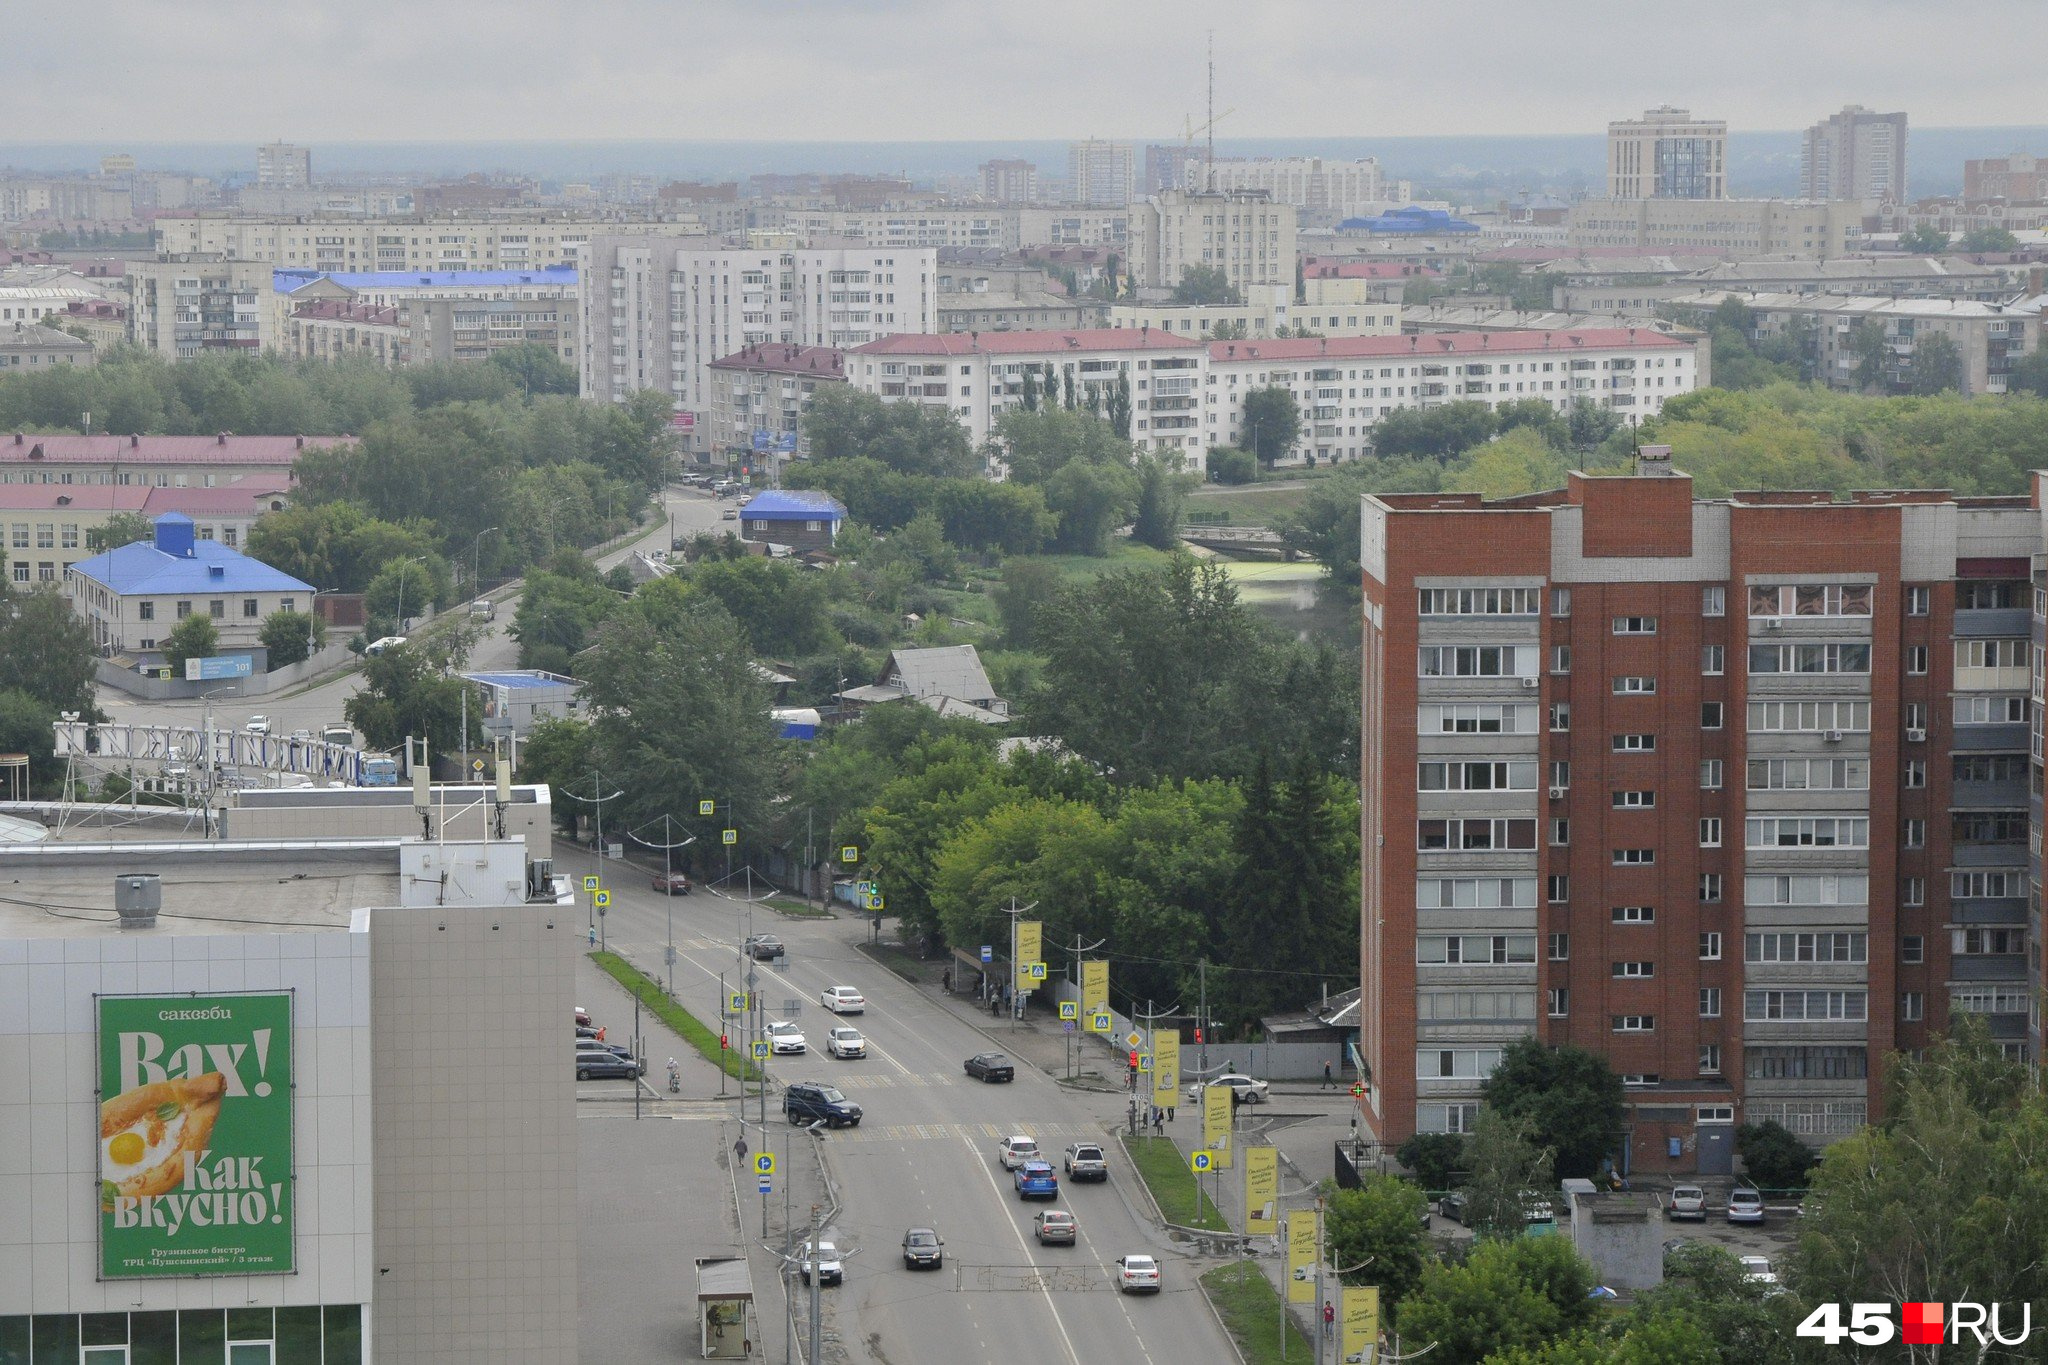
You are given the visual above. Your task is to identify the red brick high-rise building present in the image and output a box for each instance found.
[1359,448,2043,1174]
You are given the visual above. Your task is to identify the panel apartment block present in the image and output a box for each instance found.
[1359,449,2048,1173]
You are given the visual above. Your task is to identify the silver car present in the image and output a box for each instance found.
[1667,1184,1706,1220]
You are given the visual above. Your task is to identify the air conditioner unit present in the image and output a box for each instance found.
[1521,676,1540,690]
[1548,786,1568,800]
[1906,728,1927,743]
[1764,618,1783,631]
[1823,730,1844,743]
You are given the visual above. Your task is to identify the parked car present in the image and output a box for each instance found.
[1114,1254,1162,1294]
[825,1026,867,1059]
[288,728,313,744]
[997,1135,1040,1170]
[1188,1074,1270,1105]
[651,871,692,895]
[783,1082,862,1128]
[1033,1210,1077,1245]
[766,1021,807,1054]
[1667,1185,1707,1221]
[1739,1255,1781,1290]
[965,1052,1016,1083]
[820,986,865,1014]
[579,1040,634,1060]
[744,934,786,960]
[575,1052,640,1081]
[902,1228,944,1269]
[800,1240,842,1287]
[1727,1188,1766,1224]
[363,636,407,656]
[1063,1143,1108,1182]
[574,1005,592,1028]
[1436,1192,1468,1224]
[1015,1160,1059,1200]
[245,716,270,735]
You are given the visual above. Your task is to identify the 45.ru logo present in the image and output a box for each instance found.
[1798,1302,2034,1348]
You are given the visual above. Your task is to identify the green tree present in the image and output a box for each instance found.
[0,688,58,794]
[1107,372,1132,439]
[1322,1174,1430,1306]
[2007,344,2048,398]
[1239,386,1300,466]
[1062,369,1076,410]
[1733,1119,1815,1190]
[1848,318,1890,393]
[1481,1036,1624,1179]
[801,385,978,477]
[1631,1244,1827,1365]
[1567,402,1622,450]
[1461,1107,1555,1238]
[1448,426,1571,500]
[1020,366,1040,412]
[1130,452,1194,550]
[996,406,1133,485]
[1899,223,1950,253]
[85,511,154,553]
[865,510,959,584]
[1906,330,1964,395]
[0,584,99,714]
[160,612,220,675]
[1206,445,1256,484]
[1960,226,2020,253]
[1397,1133,1465,1192]
[364,553,455,630]
[1171,264,1242,306]
[1370,401,1497,461]
[513,716,597,832]
[343,642,482,755]
[842,734,1011,945]
[1042,459,1140,555]
[993,558,1064,649]
[1209,319,1248,341]
[686,555,834,656]
[511,566,622,671]
[1218,755,1359,1027]
[485,341,579,396]
[1487,1314,1719,1365]
[257,610,326,668]
[1398,1235,1597,1364]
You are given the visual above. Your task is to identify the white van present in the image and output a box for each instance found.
[364,636,408,656]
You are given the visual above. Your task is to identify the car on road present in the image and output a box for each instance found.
[651,871,692,895]
[1727,1187,1766,1224]
[1015,1160,1059,1200]
[1188,1074,1270,1105]
[744,934,786,960]
[1667,1185,1707,1220]
[766,1021,807,1054]
[800,1240,842,1287]
[825,1026,866,1059]
[245,716,270,735]
[1114,1254,1161,1294]
[997,1135,1040,1170]
[965,1052,1015,1083]
[363,636,407,656]
[288,728,313,744]
[1435,1192,1468,1223]
[902,1228,943,1269]
[722,509,739,520]
[575,1052,641,1081]
[1034,1210,1077,1245]
[1063,1143,1108,1182]
[1739,1255,1781,1290]
[820,986,865,1013]
[784,1082,862,1128]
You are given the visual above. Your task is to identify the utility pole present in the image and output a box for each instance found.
[1062,930,1107,1080]
[1313,1193,1329,1365]
[1000,898,1039,1031]
[631,816,698,995]
[1198,958,1209,1079]
[808,1203,823,1365]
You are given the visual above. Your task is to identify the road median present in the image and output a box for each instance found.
[1120,1134,1229,1232]
[589,949,761,1083]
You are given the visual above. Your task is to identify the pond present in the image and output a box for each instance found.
[1218,558,1359,645]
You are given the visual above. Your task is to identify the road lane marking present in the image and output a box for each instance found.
[962,1131,1086,1365]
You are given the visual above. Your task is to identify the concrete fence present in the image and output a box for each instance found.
[96,642,358,702]
[1040,979,1354,1082]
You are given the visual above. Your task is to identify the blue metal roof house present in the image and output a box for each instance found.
[738,490,847,552]
[1338,206,1481,236]
[65,513,316,664]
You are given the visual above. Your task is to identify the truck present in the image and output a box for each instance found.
[320,723,354,747]
[360,754,400,786]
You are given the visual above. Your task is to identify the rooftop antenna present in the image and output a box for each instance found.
[1206,30,1215,192]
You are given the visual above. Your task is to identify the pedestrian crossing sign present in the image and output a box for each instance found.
[582,875,600,891]
[840,845,859,863]
[699,799,716,815]
[1139,1054,1153,1072]
[1059,1002,1078,1020]
[722,828,737,845]
[751,1041,769,1060]
[1091,1011,1112,1033]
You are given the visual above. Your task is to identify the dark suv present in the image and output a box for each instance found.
[784,1082,863,1128]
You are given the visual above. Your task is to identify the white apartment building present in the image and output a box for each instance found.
[757,205,1127,250]
[127,256,275,358]
[1608,106,1727,200]
[256,141,312,189]
[1568,198,1864,257]
[1128,188,1298,292]
[1186,156,1413,224]
[579,237,936,445]
[273,266,581,365]
[152,214,703,273]
[1802,106,1907,202]
[1106,282,1400,339]
[1068,140,1136,207]
[981,159,1039,203]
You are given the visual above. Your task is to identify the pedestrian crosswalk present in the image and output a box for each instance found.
[833,1121,1109,1147]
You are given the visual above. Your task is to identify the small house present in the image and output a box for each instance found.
[737,489,846,552]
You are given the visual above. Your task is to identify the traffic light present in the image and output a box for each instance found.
[719,1033,729,1050]
[1128,1050,1140,1070]
[1193,1027,1204,1045]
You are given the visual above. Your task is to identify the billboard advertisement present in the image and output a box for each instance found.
[1202,1078,1233,1169]
[97,993,295,1279]
[1080,959,1108,1026]
[1151,1031,1180,1108]
[1342,1286,1382,1364]
[1014,920,1043,992]
[1245,1144,1278,1234]
[184,655,253,681]
[1285,1210,1318,1303]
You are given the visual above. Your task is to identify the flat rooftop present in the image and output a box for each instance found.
[0,846,398,939]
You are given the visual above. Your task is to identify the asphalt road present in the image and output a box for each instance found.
[572,848,1238,1365]
[94,482,733,741]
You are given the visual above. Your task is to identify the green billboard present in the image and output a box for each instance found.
[97,993,294,1279]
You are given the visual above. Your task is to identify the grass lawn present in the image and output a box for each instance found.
[1121,1135,1230,1231]
[764,895,833,919]
[1201,1264,1315,1365]
[1185,484,1311,527]
[859,940,935,984]
[589,950,760,1083]
[1010,541,1179,582]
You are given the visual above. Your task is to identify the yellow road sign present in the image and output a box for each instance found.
[1091,1011,1112,1033]
[722,828,738,845]
[751,1041,769,1060]
[1190,1150,1213,1173]
[1059,1002,1078,1020]
[728,992,746,1014]
[582,875,600,891]
[1124,1030,1143,1050]
[840,845,859,863]
[754,1153,776,1175]
[593,889,610,909]
[699,799,716,815]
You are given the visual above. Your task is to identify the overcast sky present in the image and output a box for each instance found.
[6,0,2044,143]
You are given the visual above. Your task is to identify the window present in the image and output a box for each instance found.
[1744,989,1868,1021]
[1952,987,2032,1015]
[1420,703,1535,734]
[1612,961,1655,978]
[1416,935,1536,964]
[1417,819,1538,852]
[1702,644,1724,674]
[1906,702,1928,731]
[1904,759,1926,788]
[1701,702,1723,729]
[1612,1014,1656,1032]
[1957,639,2029,670]
[175,600,192,618]
[1747,932,1868,964]
[1700,988,1722,1018]
[138,601,155,621]
[1700,818,1723,847]
[1902,877,1925,906]
[1748,642,1871,674]
[34,523,52,549]
[208,599,224,619]
[1955,695,2028,724]
[1700,759,1723,790]
[1748,583,1873,617]
[1420,645,1531,677]
[1612,905,1655,924]
[1613,848,1656,866]
[1957,581,2025,610]
[1613,789,1656,809]
[1745,873,1867,906]
[1746,1045,1868,1080]
[1702,586,1726,616]
[1745,816,1870,849]
[1547,988,1569,1017]
[1906,645,1928,674]
[242,598,259,618]
[1902,991,1924,1022]
[1613,675,1657,695]
[1417,1103,1479,1134]
[1954,754,2028,782]
[1699,874,1723,903]
[1551,587,1572,617]
[1903,818,1925,849]
[1612,733,1656,753]
[1417,1049,1504,1080]
[1747,700,1870,732]
[1549,703,1571,731]
[1546,875,1569,903]
[1418,761,1538,791]
[1613,616,1658,635]
[1906,586,1930,616]
[1549,761,1571,789]
[1418,991,1538,1021]
[1954,927,2027,955]
[1416,878,1538,909]
[1700,932,1723,960]
[1419,587,1541,615]
[1549,819,1570,847]
[1699,1044,1723,1075]
[1547,933,1570,961]
[1902,935,1924,964]
[1953,811,2028,844]
[1551,644,1571,674]
[1746,758,1869,791]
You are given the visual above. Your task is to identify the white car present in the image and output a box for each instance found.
[1115,1254,1161,1294]
[1188,1074,1270,1105]
[1739,1255,1781,1290]
[825,1026,866,1059]
[800,1239,842,1287]
[766,1021,807,1055]
[997,1135,1040,1170]
[244,716,270,735]
[821,986,865,1014]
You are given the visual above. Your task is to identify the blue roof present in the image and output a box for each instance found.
[464,671,579,691]
[273,266,578,293]
[740,490,847,521]
[69,534,315,596]
[1339,206,1481,235]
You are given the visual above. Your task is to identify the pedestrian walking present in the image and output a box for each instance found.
[1166,1102,1176,1122]
[990,993,1000,1018]
[943,968,953,993]
[1152,1106,1164,1134]
[1322,1060,1335,1090]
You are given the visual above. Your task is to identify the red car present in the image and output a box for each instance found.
[652,872,692,896]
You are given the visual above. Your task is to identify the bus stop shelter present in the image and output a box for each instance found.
[695,1255,756,1358]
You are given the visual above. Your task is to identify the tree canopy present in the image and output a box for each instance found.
[1480,1036,1624,1179]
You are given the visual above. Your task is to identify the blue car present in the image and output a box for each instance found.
[1015,1160,1059,1200]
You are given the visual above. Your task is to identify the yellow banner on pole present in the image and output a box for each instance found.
[1151,1031,1180,1108]
[1202,1080,1233,1169]
[1285,1210,1317,1304]
[1015,920,1042,990]
[1081,959,1108,1022]
[1245,1145,1278,1235]
[1341,1286,1381,1363]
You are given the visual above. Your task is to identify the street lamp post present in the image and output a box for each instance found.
[468,526,498,605]
[393,555,426,634]
[631,817,697,996]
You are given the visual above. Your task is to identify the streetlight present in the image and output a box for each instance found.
[468,526,498,605]
[630,817,697,995]
[393,555,426,634]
